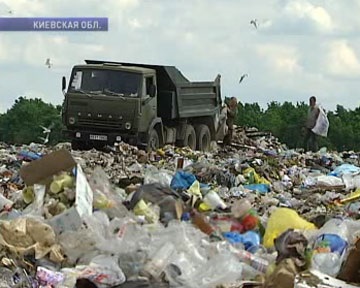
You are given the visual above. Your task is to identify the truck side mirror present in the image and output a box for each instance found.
[149,84,156,98]
[62,76,66,92]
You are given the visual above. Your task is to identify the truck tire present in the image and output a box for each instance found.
[71,140,83,150]
[195,124,211,152]
[182,124,196,150]
[147,129,160,152]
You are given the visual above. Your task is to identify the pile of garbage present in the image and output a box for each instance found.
[1,130,360,288]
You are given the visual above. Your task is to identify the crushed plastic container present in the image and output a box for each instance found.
[311,218,360,277]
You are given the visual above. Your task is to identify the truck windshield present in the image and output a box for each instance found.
[69,69,141,97]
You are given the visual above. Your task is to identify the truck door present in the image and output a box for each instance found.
[138,76,157,133]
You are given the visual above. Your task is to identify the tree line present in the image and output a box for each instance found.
[236,101,360,152]
[0,97,359,152]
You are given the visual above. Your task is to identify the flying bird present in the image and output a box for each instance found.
[39,123,54,134]
[39,133,50,145]
[250,19,258,29]
[239,74,249,84]
[39,123,54,144]
[45,58,52,68]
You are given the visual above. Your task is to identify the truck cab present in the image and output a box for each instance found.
[62,63,159,149]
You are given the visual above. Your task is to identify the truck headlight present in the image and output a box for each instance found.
[69,117,76,125]
[125,122,131,130]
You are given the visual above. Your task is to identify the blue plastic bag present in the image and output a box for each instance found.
[329,164,360,177]
[223,231,261,252]
[18,151,42,161]
[170,171,197,190]
[243,184,270,194]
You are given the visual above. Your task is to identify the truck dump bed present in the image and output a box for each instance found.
[84,60,222,120]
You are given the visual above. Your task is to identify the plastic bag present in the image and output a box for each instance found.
[0,193,13,211]
[61,255,126,288]
[312,106,329,137]
[36,266,65,287]
[173,252,243,288]
[316,175,344,187]
[89,167,128,216]
[171,171,197,190]
[22,184,46,217]
[144,166,173,187]
[58,212,110,265]
[149,221,208,266]
[263,208,317,248]
[81,255,126,287]
[330,164,360,177]
[133,199,160,223]
[243,184,270,194]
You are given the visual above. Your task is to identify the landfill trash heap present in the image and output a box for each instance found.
[1,127,360,288]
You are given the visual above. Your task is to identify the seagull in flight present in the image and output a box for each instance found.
[39,123,54,144]
[250,19,258,29]
[45,58,52,68]
[39,123,54,134]
[39,134,50,145]
[239,74,249,84]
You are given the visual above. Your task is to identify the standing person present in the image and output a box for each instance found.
[304,96,320,152]
[223,97,238,145]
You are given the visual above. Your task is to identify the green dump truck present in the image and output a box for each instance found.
[61,60,227,151]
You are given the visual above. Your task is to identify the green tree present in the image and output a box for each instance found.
[0,97,65,145]
[237,102,263,128]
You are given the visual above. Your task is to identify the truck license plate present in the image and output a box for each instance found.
[89,134,107,141]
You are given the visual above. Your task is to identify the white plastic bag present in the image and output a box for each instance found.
[312,106,329,137]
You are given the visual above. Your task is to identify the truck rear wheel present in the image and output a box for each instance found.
[195,124,211,152]
[182,124,196,150]
[147,129,160,152]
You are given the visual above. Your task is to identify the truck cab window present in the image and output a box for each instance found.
[70,71,82,90]
[145,77,154,96]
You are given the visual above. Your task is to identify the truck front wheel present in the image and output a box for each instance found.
[182,124,196,150]
[147,129,160,152]
[71,139,84,150]
[195,124,211,152]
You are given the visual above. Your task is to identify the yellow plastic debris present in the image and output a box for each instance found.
[133,199,160,223]
[337,188,360,205]
[243,167,271,185]
[187,181,202,198]
[50,173,74,194]
[22,186,35,204]
[263,208,317,248]
[198,202,212,212]
[93,194,114,210]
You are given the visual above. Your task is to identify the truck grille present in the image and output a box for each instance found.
[78,118,122,129]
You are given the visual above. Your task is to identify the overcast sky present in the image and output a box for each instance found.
[1,0,360,113]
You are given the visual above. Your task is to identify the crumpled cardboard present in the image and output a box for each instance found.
[0,217,64,262]
[264,258,300,288]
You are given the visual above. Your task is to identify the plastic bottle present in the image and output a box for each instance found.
[311,218,351,277]
[142,242,175,279]
[191,210,216,236]
[229,245,269,274]
[203,190,227,210]
[231,199,252,219]
[231,199,259,232]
